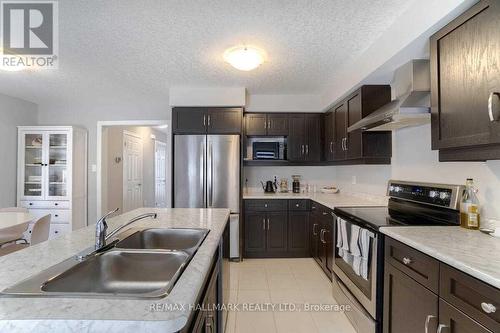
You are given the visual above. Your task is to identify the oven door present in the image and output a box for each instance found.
[332,214,378,319]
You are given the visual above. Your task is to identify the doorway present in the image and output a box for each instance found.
[97,120,171,217]
[155,140,167,208]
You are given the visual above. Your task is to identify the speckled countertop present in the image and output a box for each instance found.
[0,208,230,333]
[243,190,388,209]
[380,226,500,289]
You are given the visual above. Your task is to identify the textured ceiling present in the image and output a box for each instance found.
[0,0,416,107]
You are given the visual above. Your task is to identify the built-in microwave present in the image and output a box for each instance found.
[252,142,285,160]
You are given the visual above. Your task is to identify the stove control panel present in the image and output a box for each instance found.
[387,180,464,210]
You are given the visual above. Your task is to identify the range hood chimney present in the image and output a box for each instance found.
[348,59,430,132]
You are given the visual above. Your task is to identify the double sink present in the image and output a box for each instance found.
[2,228,209,299]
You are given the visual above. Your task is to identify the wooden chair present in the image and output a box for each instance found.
[0,214,51,256]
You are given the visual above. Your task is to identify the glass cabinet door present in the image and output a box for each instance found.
[47,132,69,199]
[22,132,45,198]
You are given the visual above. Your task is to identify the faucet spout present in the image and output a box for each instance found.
[105,212,158,242]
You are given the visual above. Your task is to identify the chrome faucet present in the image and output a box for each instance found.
[95,208,158,250]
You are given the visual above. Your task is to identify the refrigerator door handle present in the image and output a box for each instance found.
[211,141,214,206]
[207,141,213,207]
[201,140,206,207]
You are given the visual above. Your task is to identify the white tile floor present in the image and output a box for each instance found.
[225,258,356,333]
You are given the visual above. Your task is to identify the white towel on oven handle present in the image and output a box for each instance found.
[359,228,375,280]
[350,224,362,275]
[336,218,344,257]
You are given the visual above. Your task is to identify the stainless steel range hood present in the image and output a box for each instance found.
[348,59,431,132]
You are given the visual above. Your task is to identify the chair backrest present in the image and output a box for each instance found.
[0,224,28,245]
[0,207,28,213]
[30,214,51,245]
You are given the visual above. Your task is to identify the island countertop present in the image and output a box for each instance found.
[0,208,230,333]
[380,226,500,289]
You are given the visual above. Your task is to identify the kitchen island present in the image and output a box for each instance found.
[0,208,230,333]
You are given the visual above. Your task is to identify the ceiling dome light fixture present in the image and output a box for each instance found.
[223,45,266,71]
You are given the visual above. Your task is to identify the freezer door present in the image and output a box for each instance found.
[174,135,206,208]
[207,135,240,212]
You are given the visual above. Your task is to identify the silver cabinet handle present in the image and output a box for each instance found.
[264,203,268,208]
[267,218,270,230]
[481,302,497,314]
[425,315,436,333]
[264,118,267,129]
[313,223,318,235]
[203,115,206,127]
[330,141,333,153]
[207,114,211,127]
[488,92,500,122]
[268,120,271,129]
[295,203,300,207]
[305,144,309,156]
[402,257,412,265]
[341,138,345,151]
[322,212,328,216]
[437,324,449,333]
[262,218,266,230]
[319,229,325,243]
[344,137,348,151]
[301,144,305,155]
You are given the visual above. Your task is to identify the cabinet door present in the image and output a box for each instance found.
[173,108,207,134]
[383,263,439,333]
[244,212,267,255]
[245,113,267,136]
[305,114,322,161]
[19,131,46,200]
[266,211,288,254]
[288,211,309,257]
[334,103,347,161]
[47,132,70,200]
[439,299,492,333]
[267,114,289,136]
[288,114,305,161]
[208,108,242,134]
[431,1,500,149]
[346,93,363,159]
[324,112,335,161]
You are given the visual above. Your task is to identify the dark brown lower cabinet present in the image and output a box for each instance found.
[310,205,333,279]
[287,211,309,256]
[266,211,288,254]
[244,212,267,255]
[383,262,438,333]
[383,237,496,333]
[439,299,491,333]
[244,210,288,258]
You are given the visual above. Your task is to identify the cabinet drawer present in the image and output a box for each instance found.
[28,209,70,223]
[440,264,500,332]
[440,299,492,333]
[49,224,71,239]
[385,238,439,293]
[288,199,309,211]
[20,200,69,209]
[244,200,287,212]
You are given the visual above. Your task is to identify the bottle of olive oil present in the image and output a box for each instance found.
[460,178,480,230]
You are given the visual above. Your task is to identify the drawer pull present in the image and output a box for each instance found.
[481,302,497,314]
[402,257,412,265]
[295,203,300,207]
[425,315,436,333]
[264,203,268,208]
[55,214,59,217]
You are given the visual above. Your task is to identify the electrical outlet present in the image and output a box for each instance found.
[351,176,357,185]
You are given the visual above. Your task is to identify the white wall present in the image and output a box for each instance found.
[37,101,170,224]
[0,93,38,208]
[335,124,500,221]
[170,87,246,106]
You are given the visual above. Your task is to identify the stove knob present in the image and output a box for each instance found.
[439,192,450,200]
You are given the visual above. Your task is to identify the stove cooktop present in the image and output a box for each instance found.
[334,205,459,231]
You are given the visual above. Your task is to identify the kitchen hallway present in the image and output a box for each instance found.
[226,258,355,333]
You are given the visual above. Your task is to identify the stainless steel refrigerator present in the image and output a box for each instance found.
[174,135,240,258]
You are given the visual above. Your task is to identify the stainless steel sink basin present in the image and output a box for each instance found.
[115,228,209,254]
[1,227,209,299]
[41,250,189,297]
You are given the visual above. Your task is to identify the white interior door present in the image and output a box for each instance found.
[155,140,167,208]
[123,131,143,213]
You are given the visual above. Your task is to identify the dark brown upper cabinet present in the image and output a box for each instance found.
[324,111,335,161]
[288,113,323,162]
[327,85,392,163]
[173,107,243,134]
[430,0,500,161]
[245,113,289,136]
